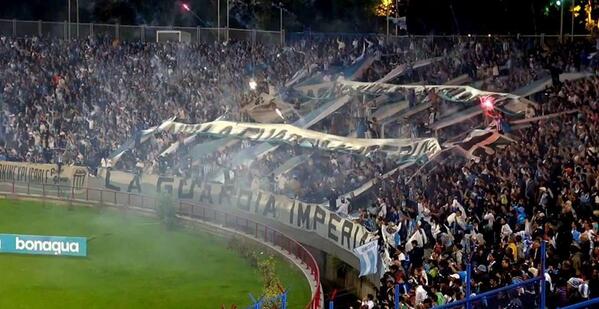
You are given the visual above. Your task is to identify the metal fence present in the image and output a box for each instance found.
[558,297,599,309]
[0,180,321,309]
[288,31,593,47]
[0,18,283,45]
[1,18,592,47]
[434,276,544,309]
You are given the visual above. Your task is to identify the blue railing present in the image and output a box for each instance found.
[327,242,550,309]
[557,297,599,309]
[432,241,549,309]
[326,242,599,309]
[433,276,543,309]
[247,291,288,309]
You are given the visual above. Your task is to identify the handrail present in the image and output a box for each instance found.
[0,181,321,309]
[558,297,599,309]
[432,276,543,309]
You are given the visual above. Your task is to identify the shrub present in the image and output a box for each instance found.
[227,237,286,308]
[158,194,177,229]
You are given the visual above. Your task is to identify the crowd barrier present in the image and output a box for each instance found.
[0,181,321,309]
[434,276,544,309]
[326,242,549,309]
[558,297,599,309]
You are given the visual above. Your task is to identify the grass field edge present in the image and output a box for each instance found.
[0,192,316,306]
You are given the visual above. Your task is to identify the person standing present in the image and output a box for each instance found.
[337,197,350,216]
[407,88,417,108]
[328,188,338,212]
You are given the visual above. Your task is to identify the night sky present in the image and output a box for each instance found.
[0,0,580,34]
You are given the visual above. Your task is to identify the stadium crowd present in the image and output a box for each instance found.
[0,35,316,169]
[1,30,598,309]
[0,34,394,169]
[116,37,599,308]
[359,76,599,308]
[2,34,583,173]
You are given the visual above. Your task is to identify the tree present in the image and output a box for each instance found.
[257,255,285,309]
[158,194,177,230]
[584,0,599,32]
[375,0,395,17]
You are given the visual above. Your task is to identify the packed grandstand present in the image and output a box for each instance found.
[0,30,598,309]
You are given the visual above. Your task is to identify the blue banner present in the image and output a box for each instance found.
[0,234,87,257]
[353,240,378,277]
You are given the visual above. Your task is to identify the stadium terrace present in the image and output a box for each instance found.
[0,15,598,309]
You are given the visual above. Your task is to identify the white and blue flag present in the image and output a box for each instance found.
[353,240,379,277]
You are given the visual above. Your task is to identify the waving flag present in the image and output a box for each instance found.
[354,240,379,277]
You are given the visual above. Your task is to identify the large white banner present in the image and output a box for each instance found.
[108,117,177,164]
[377,56,444,83]
[163,120,441,162]
[0,161,87,189]
[338,80,520,104]
[100,169,375,255]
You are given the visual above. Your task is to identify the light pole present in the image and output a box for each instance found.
[280,5,284,45]
[272,2,289,46]
[67,0,71,40]
[386,10,390,39]
[76,0,79,38]
[395,0,399,36]
[559,0,564,42]
[275,2,284,46]
[217,0,221,41]
[571,3,575,40]
[226,0,230,41]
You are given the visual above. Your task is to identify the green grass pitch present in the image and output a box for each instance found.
[0,199,311,308]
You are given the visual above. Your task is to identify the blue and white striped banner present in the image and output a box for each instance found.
[353,240,379,277]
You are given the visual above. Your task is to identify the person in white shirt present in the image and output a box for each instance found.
[415,283,428,305]
[447,210,467,231]
[483,210,495,230]
[359,294,375,309]
[383,224,399,248]
[336,38,345,50]
[500,217,513,240]
[406,225,428,251]
[336,197,349,216]
[377,198,387,218]
[451,198,466,214]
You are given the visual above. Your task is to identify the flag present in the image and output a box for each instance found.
[397,17,407,30]
[353,240,379,277]
[388,16,407,30]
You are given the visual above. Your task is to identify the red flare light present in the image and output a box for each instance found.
[480,96,495,112]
